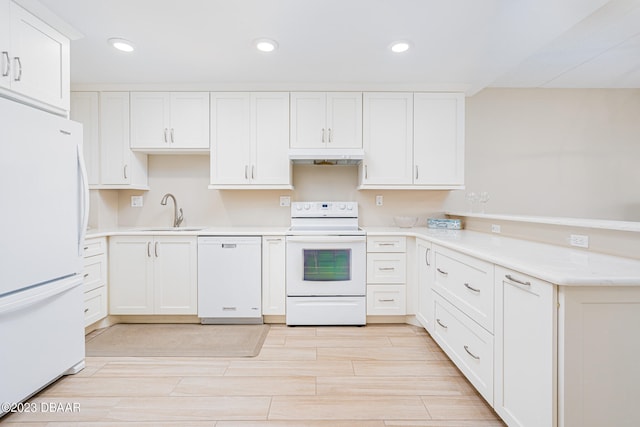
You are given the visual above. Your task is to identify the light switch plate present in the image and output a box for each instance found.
[570,234,589,248]
[131,195,143,207]
[491,224,501,233]
[376,195,383,206]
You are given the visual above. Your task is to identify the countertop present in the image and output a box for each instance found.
[86,225,640,287]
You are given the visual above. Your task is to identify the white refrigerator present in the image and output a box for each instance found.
[0,96,89,414]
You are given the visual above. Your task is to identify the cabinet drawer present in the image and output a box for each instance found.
[84,286,107,327]
[367,236,406,252]
[367,253,406,283]
[433,245,494,332]
[367,284,406,315]
[433,293,493,404]
[83,237,106,258]
[83,253,106,292]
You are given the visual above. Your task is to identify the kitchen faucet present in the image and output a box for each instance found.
[160,193,184,227]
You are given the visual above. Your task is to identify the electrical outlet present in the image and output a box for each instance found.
[491,224,501,233]
[569,234,589,248]
[131,195,143,207]
[376,195,383,206]
[279,196,291,207]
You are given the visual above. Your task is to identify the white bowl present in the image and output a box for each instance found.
[393,216,418,228]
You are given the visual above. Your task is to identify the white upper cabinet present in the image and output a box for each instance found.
[130,92,209,152]
[70,92,100,185]
[99,92,148,188]
[290,92,362,149]
[361,92,414,185]
[210,92,291,189]
[360,92,465,189]
[0,1,70,112]
[414,93,465,187]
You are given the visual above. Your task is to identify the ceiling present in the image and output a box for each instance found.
[28,0,640,95]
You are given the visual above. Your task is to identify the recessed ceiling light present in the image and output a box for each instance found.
[390,41,411,53]
[254,38,278,53]
[108,38,135,52]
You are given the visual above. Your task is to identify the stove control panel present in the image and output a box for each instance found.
[291,201,358,217]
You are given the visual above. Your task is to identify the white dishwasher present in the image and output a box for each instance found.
[197,236,262,324]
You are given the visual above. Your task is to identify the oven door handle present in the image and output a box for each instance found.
[286,235,366,244]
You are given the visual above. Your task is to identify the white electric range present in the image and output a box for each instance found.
[285,201,366,326]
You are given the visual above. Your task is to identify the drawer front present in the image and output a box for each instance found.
[84,286,108,327]
[83,253,107,293]
[367,284,406,315]
[433,293,494,404]
[367,253,407,283]
[83,237,106,258]
[433,245,494,332]
[367,236,406,253]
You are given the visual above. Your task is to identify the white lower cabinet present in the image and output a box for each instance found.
[262,235,286,316]
[416,238,434,332]
[433,293,494,403]
[366,236,407,316]
[82,237,107,326]
[494,266,556,427]
[109,235,197,315]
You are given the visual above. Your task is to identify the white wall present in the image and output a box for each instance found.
[445,88,640,221]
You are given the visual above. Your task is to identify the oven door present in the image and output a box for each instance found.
[286,235,366,296]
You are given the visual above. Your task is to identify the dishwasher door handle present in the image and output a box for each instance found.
[222,243,237,249]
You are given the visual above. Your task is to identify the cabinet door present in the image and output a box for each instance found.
[130,92,170,149]
[494,267,556,427]
[210,92,251,185]
[252,92,290,185]
[290,92,326,148]
[262,236,286,315]
[326,92,362,148]
[362,93,413,185]
[70,92,100,185]
[9,2,69,110]
[100,92,131,185]
[109,236,154,314]
[414,93,465,186]
[153,237,197,315]
[169,92,209,149]
[0,0,10,89]
[416,239,434,332]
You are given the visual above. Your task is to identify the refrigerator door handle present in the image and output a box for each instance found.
[77,143,90,255]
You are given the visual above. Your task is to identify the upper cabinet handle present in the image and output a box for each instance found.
[321,128,325,143]
[1,52,9,77]
[170,128,175,143]
[13,57,22,81]
[328,128,332,143]
[415,165,419,180]
[164,128,168,143]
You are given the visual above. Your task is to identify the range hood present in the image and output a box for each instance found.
[288,148,364,165]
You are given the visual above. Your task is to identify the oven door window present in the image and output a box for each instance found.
[303,249,351,281]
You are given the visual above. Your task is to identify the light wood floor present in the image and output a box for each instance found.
[2,324,505,426]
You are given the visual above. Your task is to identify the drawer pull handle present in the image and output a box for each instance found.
[83,273,89,278]
[464,345,480,360]
[378,267,395,271]
[437,268,448,276]
[378,298,395,302]
[378,242,396,246]
[222,307,237,311]
[464,283,480,293]
[505,274,531,287]
[84,308,89,313]
[84,246,89,250]
[436,318,448,329]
